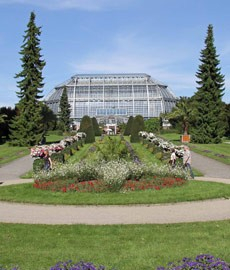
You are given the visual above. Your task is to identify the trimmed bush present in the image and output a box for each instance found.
[33,158,44,172]
[51,152,65,164]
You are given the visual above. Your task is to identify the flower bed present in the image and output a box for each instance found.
[33,177,186,193]
[33,136,190,193]
[139,131,184,157]
[157,254,230,269]
[3,254,229,270]
[30,132,86,158]
[33,159,189,192]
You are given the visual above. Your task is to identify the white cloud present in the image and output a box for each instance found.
[69,32,197,96]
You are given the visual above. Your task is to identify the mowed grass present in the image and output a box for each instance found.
[0,181,229,205]
[0,133,65,166]
[0,135,230,269]
[0,221,229,270]
[159,133,230,165]
[0,144,30,165]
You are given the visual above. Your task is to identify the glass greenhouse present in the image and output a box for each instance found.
[45,73,177,124]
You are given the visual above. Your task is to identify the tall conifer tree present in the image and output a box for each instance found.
[192,24,225,143]
[10,12,46,146]
[58,87,72,132]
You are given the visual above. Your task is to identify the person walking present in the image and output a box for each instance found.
[43,150,52,171]
[183,145,194,179]
[169,148,176,168]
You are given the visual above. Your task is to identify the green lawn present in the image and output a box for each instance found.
[0,143,30,165]
[159,133,230,165]
[0,132,65,166]
[0,221,229,270]
[0,134,230,270]
[45,132,65,143]
[0,181,229,205]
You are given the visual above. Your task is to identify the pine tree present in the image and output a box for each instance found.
[58,87,72,132]
[223,103,230,137]
[91,117,101,136]
[130,115,144,143]
[192,24,225,143]
[41,103,57,132]
[79,115,95,143]
[10,12,46,146]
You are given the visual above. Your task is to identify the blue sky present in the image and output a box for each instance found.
[0,0,230,107]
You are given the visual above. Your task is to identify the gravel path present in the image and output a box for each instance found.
[0,153,229,225]
[0,199,230,225]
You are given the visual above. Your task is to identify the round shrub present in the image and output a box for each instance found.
[33,158,44,172]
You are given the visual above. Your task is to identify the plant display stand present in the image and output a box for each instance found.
[181,134,191,143]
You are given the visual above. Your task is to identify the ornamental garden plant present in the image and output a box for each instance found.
[33,135,189,193]
[1,254,229,270]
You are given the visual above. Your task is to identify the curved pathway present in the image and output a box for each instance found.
[0,154,229,225]
[0,199,230,225]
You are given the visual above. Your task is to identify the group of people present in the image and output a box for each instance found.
[169,145,194,179]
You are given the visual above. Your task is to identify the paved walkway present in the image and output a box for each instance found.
[0,199,229,225]
[0,153,229,225]
[0,155,34,183]
[191,151,230,179]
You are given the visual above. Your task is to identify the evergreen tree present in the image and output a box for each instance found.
[41,103,57,132]
[130,115,144,143]
[79,115,95,143]
[10,12,46,146]
[91,117,101,136]
[192,24,225,143]
[0,114,6,124]
[58,87,72,132]
[223,103,230,137]
[0,113,7,143]
[0,107,16,141]
[124,116,134,136]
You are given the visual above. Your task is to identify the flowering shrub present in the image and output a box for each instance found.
[0,266,19,270]
[33,159,188,192]
[157,254,230,270]
[0,260,109,270]
[30,132,86,158]
[33,161,99,182]
[98,160,130,191]
[139,131,184,158]
[1,254,229,270]
[50,260,108,270]
[34,176,186,193]
[33,134,190,193]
